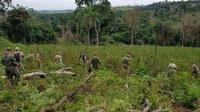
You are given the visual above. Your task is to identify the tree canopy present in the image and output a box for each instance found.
[1,0,200,46]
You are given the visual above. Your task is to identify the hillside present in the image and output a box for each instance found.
[141,1,200,13]
[1,1,200,46]
[37,10,74,14]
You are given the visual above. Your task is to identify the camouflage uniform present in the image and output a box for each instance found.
[79,53,90,71]
[166,63,177,77]
[79,53,89,64]
[91,54,101,70]
[2,48,20,86]
[54,52,63,65]
[36,52,42,68]
[122,55,132,70]
[192,63,200,78]
[14,47,24,72]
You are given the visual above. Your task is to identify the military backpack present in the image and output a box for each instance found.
[2,55,12,67]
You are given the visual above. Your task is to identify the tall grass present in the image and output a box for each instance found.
[0,43,200,111]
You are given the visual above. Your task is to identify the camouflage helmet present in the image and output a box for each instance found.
[6,47,12,51]
[15,47,20,51]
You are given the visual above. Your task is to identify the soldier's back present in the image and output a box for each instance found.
[91,57,99,65]
[192,64,199,72]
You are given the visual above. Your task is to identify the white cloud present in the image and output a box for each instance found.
[12,0,182,10]
[12,0,77,10]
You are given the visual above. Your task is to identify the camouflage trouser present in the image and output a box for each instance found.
[123,64,129,75]
[37,59,41,68]
[5,66,20,86]
[17,62,24,73]
[93,65,99,70]
[123,64,129,70]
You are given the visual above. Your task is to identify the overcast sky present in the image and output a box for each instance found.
[12,0,182,10]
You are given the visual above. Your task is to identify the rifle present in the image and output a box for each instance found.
[127,52,134,58]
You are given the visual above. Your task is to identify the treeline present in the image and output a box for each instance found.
[1,0,200,46]
[0,8,57,44]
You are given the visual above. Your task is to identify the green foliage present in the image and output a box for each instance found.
[66,38,83,45]
[75,0,111,8]
[0,36,13,47]
[1,8,56,44]
[101,35,116,44]
[2,1,200,46]
[0,43,199,111]
[2,91,13,102]
[111,32,130,44]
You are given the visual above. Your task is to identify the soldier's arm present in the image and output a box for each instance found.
[11,56,17,66]
[21,52,25,58]
[1,56,4,64]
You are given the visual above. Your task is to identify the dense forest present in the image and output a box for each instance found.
[1,0,200,46]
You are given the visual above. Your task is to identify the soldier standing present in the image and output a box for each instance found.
[14,47,25,72]
[54,51,63,65]
[36,52,42,68]
[91,53,101,70]
[191,61,200,78]
[1,47,20,86]
[122,54,132,74]
[79,53,89,64]
[79,53,90,71]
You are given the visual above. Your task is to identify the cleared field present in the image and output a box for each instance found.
[0,44,200,111]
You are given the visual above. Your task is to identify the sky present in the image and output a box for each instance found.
[12,0,181,10]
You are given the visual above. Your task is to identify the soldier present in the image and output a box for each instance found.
[79,53,89,64]
[1,47,20,86]
[91,53,101,70]
[36,51,42,68]
[54,51,63,65]
[79,53,90,70]
[25,54,35,62]
[166,63,177,77]
[191,61,200,78]
[14,47,25,72]
[122,54,132,74]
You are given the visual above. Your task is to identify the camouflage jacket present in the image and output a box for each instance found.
[2,53,17,67]
[91,56,101,66]
[192,64,199,72]
[123,57,132,65]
